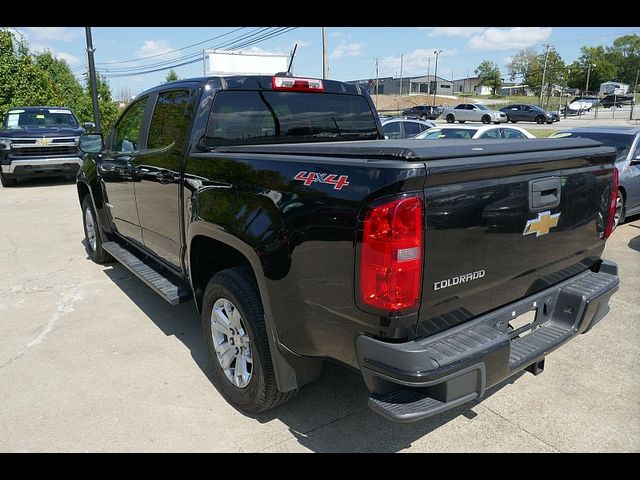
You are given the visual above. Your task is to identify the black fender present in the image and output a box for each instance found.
[186,220,322,392]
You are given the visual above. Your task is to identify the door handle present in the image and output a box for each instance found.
[529,177,561,211]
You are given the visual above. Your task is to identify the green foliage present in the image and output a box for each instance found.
[567,46,617,92]
[607,34,640,87]
[0,28,121,133]
[474,60,502,95]
[525,49,566,98]
[165,69,179,83]
[507,48,537,82]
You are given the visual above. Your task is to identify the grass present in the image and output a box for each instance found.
[530,129,556,138]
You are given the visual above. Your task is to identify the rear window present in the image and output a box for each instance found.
[203,91,379,147]
[418,128,477,139]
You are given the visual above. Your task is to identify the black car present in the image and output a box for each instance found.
[599,94,634,108]
[401,105,441,120]
[500,104,559,124]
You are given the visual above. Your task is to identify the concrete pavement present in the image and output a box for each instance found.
[0,178,638,452]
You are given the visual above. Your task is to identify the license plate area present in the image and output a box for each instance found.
[508,309,538,339]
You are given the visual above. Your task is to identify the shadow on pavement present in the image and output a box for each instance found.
[100,260,526,452]
[5,176,76,188]
[628,235,640,253]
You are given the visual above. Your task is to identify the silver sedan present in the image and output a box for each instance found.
[442,103,508,124]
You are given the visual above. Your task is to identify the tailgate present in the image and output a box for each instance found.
[416,141,616,337]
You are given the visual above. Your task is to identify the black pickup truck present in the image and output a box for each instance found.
[76,75,620,422]
[0,106,94,187]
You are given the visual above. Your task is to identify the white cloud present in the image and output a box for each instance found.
[293,40,311,48]
[425,27,486,37]
[330,42,365,60]
[330,31,343,38]
[25,27,83,43]
[135,40,181,60]
[29,43,81,65]
[468,27,552,51]
[380,48,457,76]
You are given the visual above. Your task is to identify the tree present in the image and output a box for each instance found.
[474,60,502,95]
[607,34,640,87]
[507,48,537,83]
[566,46,617,93]
[165,69,179,83]
[524,48,565,102]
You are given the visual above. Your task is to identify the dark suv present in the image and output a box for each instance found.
[402,105,441,120]
[0,106,93,187]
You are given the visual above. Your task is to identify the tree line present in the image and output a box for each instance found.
[0,29,120,132]
[474,34,640,99]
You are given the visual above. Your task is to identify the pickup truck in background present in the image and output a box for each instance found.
[76,75,620,422]
[0,106,94,187]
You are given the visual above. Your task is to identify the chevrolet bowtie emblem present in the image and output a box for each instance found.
[39,137,50,146]
[523,211,560,237]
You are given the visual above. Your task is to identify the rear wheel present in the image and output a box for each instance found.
[481,115,491,124]
[0,174,17,187]
[446,114,455,123]
[420,114,428,121]
[535,115,545,124]
[202,267,296,413]
[458,120,466,124]
[82,195,112,264]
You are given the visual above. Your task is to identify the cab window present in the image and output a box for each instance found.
[111,97,148,152]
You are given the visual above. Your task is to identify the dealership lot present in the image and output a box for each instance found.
[0,178,638,452]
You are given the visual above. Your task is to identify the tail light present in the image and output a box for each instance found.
[604,166,619,239]
[272,76,324,92]
[360,196,424,311]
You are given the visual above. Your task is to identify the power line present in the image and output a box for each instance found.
[95,27,246,65]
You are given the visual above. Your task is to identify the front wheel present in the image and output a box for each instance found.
[446,114,455,123]
[202,267,296,413]
[82,195,112,264]
[481,115,491,124]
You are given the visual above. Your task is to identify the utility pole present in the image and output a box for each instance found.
[432,49,442,107]
[84,27,101,134]
[631,69,639,120]
[322,27,328,79]
[375,58,379,108]
[426,56,431,95]
[202,49,206,76]
[539,44,551,108]
[399,53,404,99]
[585,63,595,97]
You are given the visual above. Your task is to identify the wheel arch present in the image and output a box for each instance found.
[187,221,321,392]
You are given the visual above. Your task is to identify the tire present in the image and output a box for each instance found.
[0,174,17,187]
[81,195,112,264]
[420,114,428,121]
[202,267,296,413]
[614,189,626,228]
[458,120,466,124]
[536,116,545,124]
[546,120,553,124]
[481,115,491,124]
[446,114,455,123]
[511,120,518,123]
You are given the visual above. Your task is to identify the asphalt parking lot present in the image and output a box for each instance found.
[0,178,639,452]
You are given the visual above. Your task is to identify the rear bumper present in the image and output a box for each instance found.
[356,261,619,423]
[1,157,83,177]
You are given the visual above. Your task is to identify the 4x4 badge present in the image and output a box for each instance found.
[523,211,560,237]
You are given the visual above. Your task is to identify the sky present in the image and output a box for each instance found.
[9,26,640,98]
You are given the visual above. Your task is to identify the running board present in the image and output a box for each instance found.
[102,241,191,305]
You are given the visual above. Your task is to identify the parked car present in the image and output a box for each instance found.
[442,103,508,124]
[413,124,536,140]
[401,105,441,120]
[380,117,434,139]
[0,106,94,187]
[500,104,560,124]
[549,127,640,226]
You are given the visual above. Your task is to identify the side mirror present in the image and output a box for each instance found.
[79,133,103,154]
[83,122,96,131]
[631,154,640,165]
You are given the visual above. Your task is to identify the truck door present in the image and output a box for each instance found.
[132,88,193,269]
[99,96,150,245]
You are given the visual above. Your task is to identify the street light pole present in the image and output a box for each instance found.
[539,44,551,107]
[84,27,101,134]
[432,49,442,107]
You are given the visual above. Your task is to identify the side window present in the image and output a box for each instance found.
[479,128,500,139]
[148,90,192,152]
[383,122,402,139]
[403,122,422,137]
[454,104,465,110]
[503,129,526,139]
[111,97,148,153]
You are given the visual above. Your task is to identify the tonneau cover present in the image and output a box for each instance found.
[211,138,609,161]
